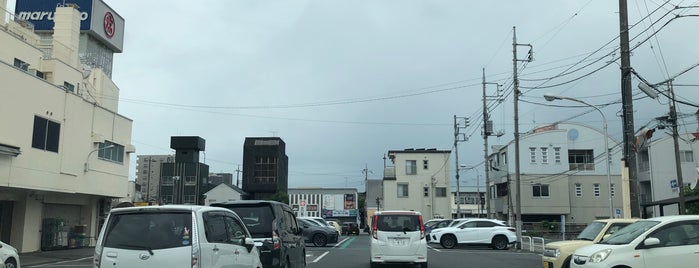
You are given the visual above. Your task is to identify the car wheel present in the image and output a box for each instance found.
[5,258,17,268]
[491,235,509,250]
[313,233,328,247]
[561,255,572,268]
[440,235,457,249]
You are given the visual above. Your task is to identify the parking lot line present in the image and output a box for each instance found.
[427,245,441,252]
[311,251,330,263]
[333,237,350,248]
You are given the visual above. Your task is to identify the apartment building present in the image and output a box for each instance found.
[382,148,452,220]
[0,0,132,252]
[242,137,289,200]
[488,123,623,224]
[134,154,173,203]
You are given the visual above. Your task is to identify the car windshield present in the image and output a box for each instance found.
[425,221,441,228]
[103,212,192,250]
[599,220,660,245]
[376,214,420,232]
[576,221,606,241]
[225,205,275,238]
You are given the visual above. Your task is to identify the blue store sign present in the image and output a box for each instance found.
[15,0,93,30]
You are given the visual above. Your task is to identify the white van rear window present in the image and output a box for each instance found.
[376,215,420,232]
[104,212,193,250]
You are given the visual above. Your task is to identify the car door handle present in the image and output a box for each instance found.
[213,246,220,252]
[234,249,240,255]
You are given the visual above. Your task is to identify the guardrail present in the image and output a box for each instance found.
[519,236,545,253]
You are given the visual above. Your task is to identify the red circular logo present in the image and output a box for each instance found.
[103,12,115,38]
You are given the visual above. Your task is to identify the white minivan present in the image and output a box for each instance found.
[370,211,427,268]
[94,205,263,268]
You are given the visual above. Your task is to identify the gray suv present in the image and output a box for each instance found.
[212,200,306,268]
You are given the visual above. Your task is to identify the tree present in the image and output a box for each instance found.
[684,180,699,215]
[270,192,289,204]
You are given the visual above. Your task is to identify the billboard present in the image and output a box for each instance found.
[15,0,124,52]
[322,193,358,218]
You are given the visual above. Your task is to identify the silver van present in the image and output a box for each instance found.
[94,205,262,268]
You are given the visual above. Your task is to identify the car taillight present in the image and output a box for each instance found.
[372,215,378,239]
[272,219,281,250]
[418,215,425,240]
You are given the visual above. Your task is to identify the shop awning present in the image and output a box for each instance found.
[0,143,21,156]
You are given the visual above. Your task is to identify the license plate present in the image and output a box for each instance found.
[543,261,552,268]
[391,237,408,245]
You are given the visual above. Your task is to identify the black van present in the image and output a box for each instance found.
[212,200,306,268]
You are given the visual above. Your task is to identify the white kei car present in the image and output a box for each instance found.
[429,218,516,250]
[571,215,699,268]
[0,241,19,268]
[370,211,427,268]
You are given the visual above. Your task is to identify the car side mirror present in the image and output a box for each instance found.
[642,237,660,247]
[602,234,611,241]
[244,237,256,253]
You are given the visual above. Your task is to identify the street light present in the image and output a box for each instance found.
[84,144,114,172]
[460,164,483,218]
[544,94,614,218]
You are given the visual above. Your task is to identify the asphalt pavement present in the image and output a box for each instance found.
[19,247,95,267]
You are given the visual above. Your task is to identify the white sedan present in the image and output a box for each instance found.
[429,218,516,250]
[0,241,19,268]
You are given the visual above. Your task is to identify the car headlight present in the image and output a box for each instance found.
[543,248,560,258]
[589,248,613,263]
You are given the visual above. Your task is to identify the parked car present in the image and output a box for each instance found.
[370,210,427,268]
[429,218,516,250]
[211,200,306,268]
[94,205,263,268]
[325,220,342,236]
[297,218,339,247]
[424,219,452,242]
[570,215,699,268]
[542,218,638,268]
[0,241,19,268]
[342,222,360,235]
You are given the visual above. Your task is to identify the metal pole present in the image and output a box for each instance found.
[454,115,461,219]
[482,68,491,218]
[668,81,686,214]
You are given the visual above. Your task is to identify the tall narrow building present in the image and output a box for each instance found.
[242,137,289,200]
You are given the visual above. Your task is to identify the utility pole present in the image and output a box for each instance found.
[512,26,533,249]
[482,68,503,218]
[235,165,242,187]
[454,116,469,218]
[619,0,641,217]
[668,81,686,214]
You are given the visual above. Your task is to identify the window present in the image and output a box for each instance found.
[594,183,600,197]
[102,212,192,250]
[36,70,46,79]
[423,187,429,197]
[31,116,60,153]
[406,160,417,175]
[568,149,594,171]
[530,148,536,163]
[183,195,196,204]
[436,187,447,197]
[611,184,615,197]
[554,147,561,163]
[254,157,277,184]
[532,184,549,198]
[575,183,582,197]
[14,58,29,71]
[98,141,125,163]
[161,195,173,203]
[162,176,174,186]
[501,152,507,164]
[63,81,75,92]
[680,151,694,162]
[423,159,429,170]
[541,147,548,164]
[397,183,409,197]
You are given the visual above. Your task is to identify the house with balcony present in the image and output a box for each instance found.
[382,148,452,220]
[487,122,623,224]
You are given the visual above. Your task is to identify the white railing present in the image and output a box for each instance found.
[519,236,545,253]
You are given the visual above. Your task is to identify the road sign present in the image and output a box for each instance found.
[671,179,678,189]
[615,208,621,218]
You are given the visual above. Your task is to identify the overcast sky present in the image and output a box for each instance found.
[11,0,699,190]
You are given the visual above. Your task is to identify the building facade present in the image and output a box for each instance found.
[134,154,173,203]
[451,185,486,218]
[160,136,210,205]
[637,133,699,217]
[288,188,359,224]
[488,122,623,224]
[0,0,132,252]
[382,148,452,221]
[242,137,289,200]
[365,179,383,228]
[208,172,234,186]
[204,183,246,206]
